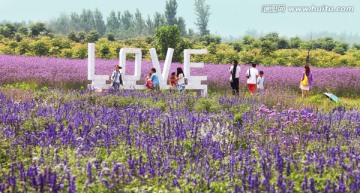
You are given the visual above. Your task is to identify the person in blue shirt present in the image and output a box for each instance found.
[150,68,160,91]
[257,71,265,94]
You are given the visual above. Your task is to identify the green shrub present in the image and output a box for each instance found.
[233,113,243,126]
[5,81,39,91]
[200,34,221,46]
[99,43,111,58]
[85,30,100,43]
[308,94,324,104]
[31,40,50,56]
[61,49,73,58]
[16,41,30,55]
[72,45,87,59]
[107,32,115,41]
[195,98,219,112]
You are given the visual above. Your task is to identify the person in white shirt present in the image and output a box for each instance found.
[229,60,241,95]
[246,63,259,95]
[257,71,265,93]
[176,67,185,94]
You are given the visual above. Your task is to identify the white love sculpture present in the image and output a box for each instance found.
[87,43,208,96]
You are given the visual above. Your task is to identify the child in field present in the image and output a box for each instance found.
[145,73,154,89]
[169,72,177,90]
[257,71,265,93]
[150,68,160,91]
[176,67,185,94]
[111,65,122,90]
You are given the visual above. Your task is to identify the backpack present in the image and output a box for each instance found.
[246,68,251,79]
[301,73,309,86]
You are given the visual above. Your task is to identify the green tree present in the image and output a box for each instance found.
[318,37,336,51]
[251,39,262,49]
[73,46,87,58]
[0,23,17,38]
[99,44,111,58]
[121,10,133,30]
[200,34,221,46]
[70,12,81,31]
[106,11,121,33]
[336,42,348,51]
[260,32,280,55]
[278,37,289,49]
[68,31,78,42]
[232,42,242,52]
[18,26,28,35]
[242,35,255,45]
[208,42,217,54]
[289,37,302,49]
[260,40,277,56]
[79,9,95,32]
[311,40,321,50]
[145,15,155,35]
[154,25,181,61]
[153,12,166,28]
[261,32,279,42]
[14,33,22,42]
[29,22,48,37]
[187,28,195,39]
[299,41,312,50]
[353,43,360,50]
[194,0,210,36]
[32,41,50,56]
[86,30,100,43]
[134,9,145,36]
[48,13,70,35]
[94,9,106,36]
[165,0,178,25]
[78,31,86,42]
[177,17,187,36]
[16,41,30,55]
[107,32,115,41]
[333,46,345,55]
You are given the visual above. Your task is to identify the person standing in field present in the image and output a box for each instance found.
[300,64,313,98]
[176,67,185,94]
[111,65,122,90]
[229,60,241,95]
[150,68,160,91]
[257,71,265,93]
[246,63,259,95]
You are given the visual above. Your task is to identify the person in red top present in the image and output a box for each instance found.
[169,72,177,87]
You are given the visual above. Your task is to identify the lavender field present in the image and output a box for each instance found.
[0,55,360,192]
[1,55,360,96]
[0,89,359,192]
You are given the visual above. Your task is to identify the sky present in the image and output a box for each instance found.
[0,0,359,38]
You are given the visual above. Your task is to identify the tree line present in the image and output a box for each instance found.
[44,0,210,39]
[1,21,360,67]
